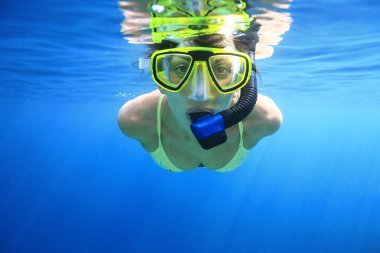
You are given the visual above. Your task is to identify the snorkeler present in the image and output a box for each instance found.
[118,0,282,172]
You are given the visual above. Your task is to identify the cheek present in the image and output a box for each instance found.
[166,92,187,107]
[158,87,165,94]
[213,94,233,110]
[216,93,233,103]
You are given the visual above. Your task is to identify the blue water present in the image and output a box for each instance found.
[1,0,380,252]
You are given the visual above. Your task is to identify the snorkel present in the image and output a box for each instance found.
[189,63,257,150]
[149,0,258,150]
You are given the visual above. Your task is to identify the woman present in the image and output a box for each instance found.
[118,18,282,172]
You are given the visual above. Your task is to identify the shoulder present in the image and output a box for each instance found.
[243,94,283,148]
[118,90,162,146]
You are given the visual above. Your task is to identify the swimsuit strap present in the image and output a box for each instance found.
[156,94,164,146]
[238,121,244,147]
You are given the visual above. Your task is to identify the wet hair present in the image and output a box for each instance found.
[233,20,261,54]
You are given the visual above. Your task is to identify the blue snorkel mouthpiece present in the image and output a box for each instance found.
[190,113,227,150]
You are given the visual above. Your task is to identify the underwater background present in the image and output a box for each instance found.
[1,0,380,252]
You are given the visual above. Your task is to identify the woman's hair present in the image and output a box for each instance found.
[148,20,261,54]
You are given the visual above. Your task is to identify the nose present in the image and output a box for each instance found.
[188,63,209,101]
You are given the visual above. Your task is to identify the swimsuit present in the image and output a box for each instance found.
[149,95,249,172]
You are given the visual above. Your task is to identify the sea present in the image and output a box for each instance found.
[0,0,379,252]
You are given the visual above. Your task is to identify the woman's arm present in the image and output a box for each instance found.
[243,94,283,149]
[117,90,161,151]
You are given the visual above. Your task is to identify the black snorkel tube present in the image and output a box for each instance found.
[189,53,258,149]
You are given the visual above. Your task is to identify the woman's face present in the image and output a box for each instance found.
[162,40,236,126]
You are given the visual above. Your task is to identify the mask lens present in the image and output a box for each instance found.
[209,55,248,92]
[154,53,192,91]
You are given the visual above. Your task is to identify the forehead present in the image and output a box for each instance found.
[179,34,236,50]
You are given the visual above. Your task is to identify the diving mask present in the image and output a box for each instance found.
[148,0,252,43]
[151,47,252,94]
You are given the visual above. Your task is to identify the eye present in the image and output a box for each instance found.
[174,64,188,75]
[213,65,232,77]
[215,66,230,74]
[170,56,190,77]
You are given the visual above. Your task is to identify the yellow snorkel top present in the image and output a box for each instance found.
[148,0,252,43]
